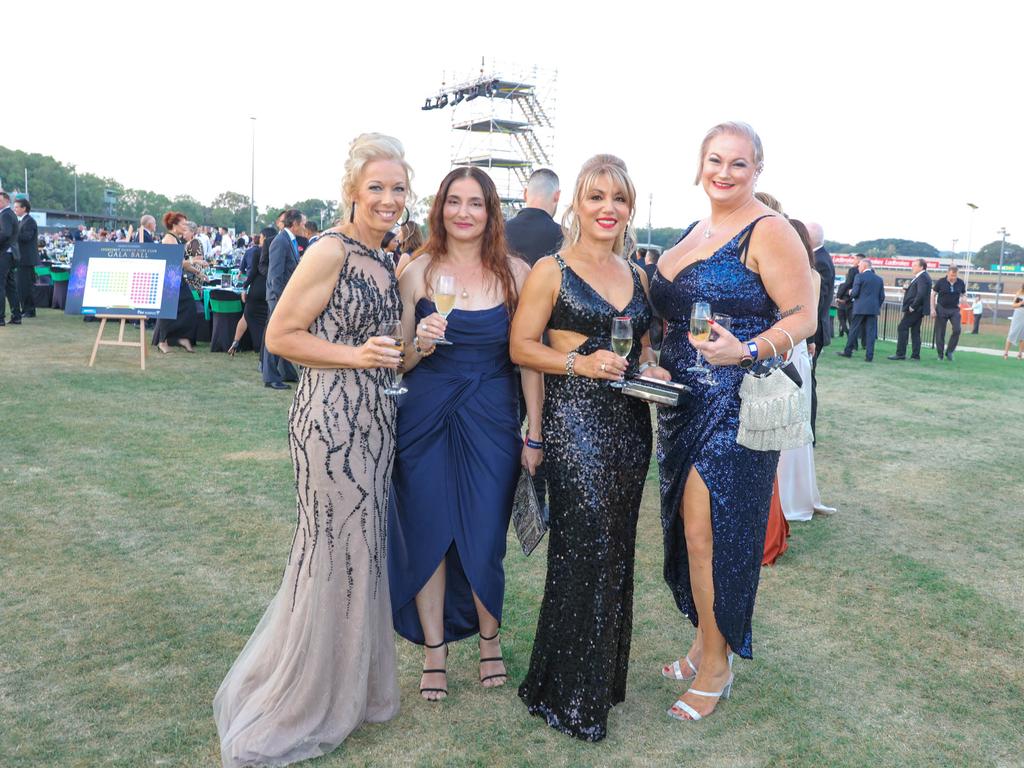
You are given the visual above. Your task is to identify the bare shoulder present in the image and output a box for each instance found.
[298,231,346,269]
[509,253,531,280]
[401,251,433,280]
[750,215,800,244]
[527,254,562,283]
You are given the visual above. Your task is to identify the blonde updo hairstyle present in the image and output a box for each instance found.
[340,132,415,224]
[561,154,637,257]
[694,121,764,185]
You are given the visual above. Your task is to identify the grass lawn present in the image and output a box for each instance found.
[2,311,1022,768]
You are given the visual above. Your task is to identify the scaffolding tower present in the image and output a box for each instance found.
[422,61,557,208]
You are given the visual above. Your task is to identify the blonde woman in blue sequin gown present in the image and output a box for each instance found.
[651,122,816,723]
[510,155,672,741]
[213,134,412,768]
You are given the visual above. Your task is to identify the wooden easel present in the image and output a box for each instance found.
[88,314,148,371]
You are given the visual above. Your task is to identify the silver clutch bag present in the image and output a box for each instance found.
[621,376,692,407]
[737,366,813,451]
[512,468,547,556]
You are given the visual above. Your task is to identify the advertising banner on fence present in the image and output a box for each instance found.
[64,241,184,318]
[833,254,941,269]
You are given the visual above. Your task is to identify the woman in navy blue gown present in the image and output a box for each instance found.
[650,122,816,722]
[389,167,541,701]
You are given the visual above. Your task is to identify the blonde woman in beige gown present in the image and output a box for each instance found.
[214,134,414,767]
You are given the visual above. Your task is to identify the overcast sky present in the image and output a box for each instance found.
[6,0,1019,251]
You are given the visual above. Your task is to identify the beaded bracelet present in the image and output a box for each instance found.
[413,336,436,357]
[565,350,578,377]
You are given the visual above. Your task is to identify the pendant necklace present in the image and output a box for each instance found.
[703,199,753,239]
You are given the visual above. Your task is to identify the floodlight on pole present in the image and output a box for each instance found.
[965,202,979,287]
[250,117,256,235]
[994,227,1010,319]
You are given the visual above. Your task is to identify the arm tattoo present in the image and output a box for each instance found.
[778,304,804,319]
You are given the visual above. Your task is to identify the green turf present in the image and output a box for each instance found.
[1,312,1022,767]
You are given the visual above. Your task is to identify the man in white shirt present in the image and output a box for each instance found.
[970,294,984,334]
[198,227,212,258]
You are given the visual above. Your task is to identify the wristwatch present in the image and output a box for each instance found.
[738,339,758,370]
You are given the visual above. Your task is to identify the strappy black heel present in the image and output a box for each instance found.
[420,640,448,701]
[479,630,508,687]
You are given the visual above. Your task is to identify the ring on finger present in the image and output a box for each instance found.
[600,363,606,372]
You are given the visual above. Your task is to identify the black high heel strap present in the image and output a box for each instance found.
[425,640,447,649]
[479,630,500,642]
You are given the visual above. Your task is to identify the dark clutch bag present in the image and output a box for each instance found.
[512,468,547,556]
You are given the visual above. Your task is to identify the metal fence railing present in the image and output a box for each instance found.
[876,300,935,349]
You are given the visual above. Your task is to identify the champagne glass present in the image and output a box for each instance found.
[697,313,732,385]
[382,320,408,396]
[432,274,456,346]
[609,315,633,389]
[686,302,712,377]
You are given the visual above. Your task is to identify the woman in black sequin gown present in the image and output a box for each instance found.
[510,155,672,741]
[650,122,816,722]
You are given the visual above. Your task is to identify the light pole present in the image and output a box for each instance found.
[646,193,653,247]
[72,165,78,213]
[994,227,1010,320]
[965,202,978,286]
[249,117,256,234]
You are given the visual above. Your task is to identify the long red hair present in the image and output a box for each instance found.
[418,167,519,316]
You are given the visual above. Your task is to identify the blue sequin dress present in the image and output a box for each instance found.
[649,217,780,659]
[518,254,652,742]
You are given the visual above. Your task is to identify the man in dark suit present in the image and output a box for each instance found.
[13,198,39,318]
[837,258,885,361]
[504,169,562,266]
[888,258,932,360]
[835,253,864,345]
[805,223,834,440]
[138,215,157,243]
[0,191,23,326]
[262,209,303,389]
[931,265,967,361]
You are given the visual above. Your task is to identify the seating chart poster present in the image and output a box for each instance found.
[64,242,183,319]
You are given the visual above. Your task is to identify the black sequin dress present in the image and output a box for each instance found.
[518,254,653,742]
[649,217,780,659]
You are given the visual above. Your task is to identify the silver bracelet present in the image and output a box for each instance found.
[638,360,656,375]
[565,350,578,377]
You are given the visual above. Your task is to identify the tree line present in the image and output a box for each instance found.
[0,146,337,232]
[4,146,1019,263]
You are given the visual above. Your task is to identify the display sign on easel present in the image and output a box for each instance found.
[64,241,184,370]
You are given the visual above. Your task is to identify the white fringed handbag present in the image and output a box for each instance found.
[736,332,813,451]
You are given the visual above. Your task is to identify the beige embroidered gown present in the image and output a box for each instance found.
[214,232,401,767]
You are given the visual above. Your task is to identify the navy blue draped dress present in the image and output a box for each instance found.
[388,298,521,644]
[649,217,780,659]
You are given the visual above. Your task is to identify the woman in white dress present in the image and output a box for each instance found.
[777,220,835,522]
[1002,287,1024,360]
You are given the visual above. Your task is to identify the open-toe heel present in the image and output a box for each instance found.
[420,640,448,702]
[661,651,732,681]
[478,630,507,688]
[667,673,735,722]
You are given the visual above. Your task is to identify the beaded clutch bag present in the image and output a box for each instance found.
[512,468,547,556]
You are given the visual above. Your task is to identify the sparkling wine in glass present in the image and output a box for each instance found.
[610,315,632,389]
[697,313,732,386]
[687,302,712,377]
[432,274,456,346]
[382,320,408,396]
